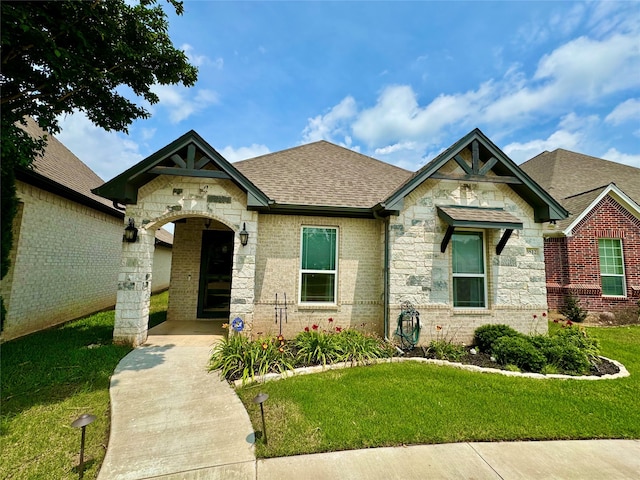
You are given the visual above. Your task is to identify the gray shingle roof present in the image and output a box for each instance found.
[520,149,640,205]
[234,141,412,208]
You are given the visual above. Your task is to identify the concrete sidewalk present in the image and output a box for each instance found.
[99,322,640,479]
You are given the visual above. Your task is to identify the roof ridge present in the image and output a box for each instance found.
[563,183,612,200]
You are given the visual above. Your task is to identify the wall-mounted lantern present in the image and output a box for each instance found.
[123,218,138,243]
[239,222,249,247]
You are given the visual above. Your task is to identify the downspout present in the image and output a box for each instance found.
[373,208,390,341]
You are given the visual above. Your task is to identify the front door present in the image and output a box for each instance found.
[197,230,234,319]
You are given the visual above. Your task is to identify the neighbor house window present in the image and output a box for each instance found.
[598,238,625,296]
[300,227,338,303]
[452,231,486,308]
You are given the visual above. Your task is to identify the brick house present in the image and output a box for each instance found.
[94,128,567,346]
[521,149,640,314]
[0,121,173,340]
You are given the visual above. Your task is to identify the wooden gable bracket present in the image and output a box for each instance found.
[495,229,514,255]
[440,225,455,253]
[437,140,522,184]
[148,143,231,179]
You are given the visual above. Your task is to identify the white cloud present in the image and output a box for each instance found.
[605,99,640,125]
[601,148,640,168]
[302,96,357,143]
[181,43,220,68]
[56,112,144,181]
[503,130,582,164]
[150,84,219,123]
[222,144,271,162]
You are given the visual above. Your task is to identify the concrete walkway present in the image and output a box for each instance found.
[99,323,640,479]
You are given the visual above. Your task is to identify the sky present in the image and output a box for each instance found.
[56,0,640,182]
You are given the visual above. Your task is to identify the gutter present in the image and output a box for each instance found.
[373,207,390,340]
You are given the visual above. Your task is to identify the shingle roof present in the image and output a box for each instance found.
[554,186,607,230]
[19,119,173,245]
[20,118,117,211]
[520,148,640,205]
[233,141,412,208]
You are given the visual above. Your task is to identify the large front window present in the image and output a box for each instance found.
[452,231,486,308]
[300,227,337,303]
[599,238,625,296]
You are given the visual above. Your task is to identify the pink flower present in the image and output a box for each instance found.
[336,326,343,332]
[312,324,319,331]
[533,314,537,319]
[304,326,309,332]
[328,317,334,323]
[542,312,547,317]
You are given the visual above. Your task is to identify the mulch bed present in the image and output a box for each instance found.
[401,346,620,377]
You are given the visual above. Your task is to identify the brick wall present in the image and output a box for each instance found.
[547,195,640,312]
[388,158,549,344]
[252,215,384,338]
[0,182,122,340]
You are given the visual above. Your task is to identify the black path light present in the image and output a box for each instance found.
[71,413,96,479]
[252,392,269,445]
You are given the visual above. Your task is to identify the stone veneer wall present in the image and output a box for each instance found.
[388,160,548,345]
[252,215,384,338]
[1,181,122,340]
[114,175,257,344]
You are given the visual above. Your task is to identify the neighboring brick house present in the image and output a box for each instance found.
[94,128,567,346]
[521,149,640,315]
[0,121,173,341]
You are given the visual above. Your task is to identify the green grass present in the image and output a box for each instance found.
[237,324,640,458]
[1,291,168,480]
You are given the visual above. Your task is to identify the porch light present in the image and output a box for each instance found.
[123,218,138,243]
[239,222,249,246]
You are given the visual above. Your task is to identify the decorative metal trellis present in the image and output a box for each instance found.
[274,293,288,336]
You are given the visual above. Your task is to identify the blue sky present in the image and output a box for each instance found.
[57,0,640,182]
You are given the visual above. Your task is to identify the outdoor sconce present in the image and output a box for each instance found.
[239,222,249,247]
[71,413,96,479]
[123,218,138,243]
[252,392,269,444]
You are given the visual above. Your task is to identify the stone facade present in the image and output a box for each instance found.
[388,160,548,344]
[114,176,257,345]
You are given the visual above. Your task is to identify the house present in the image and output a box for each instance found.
[520,149,640,314]
[0,120,173,341]
[93,128,567,346]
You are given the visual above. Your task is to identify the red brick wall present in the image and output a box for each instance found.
[544,195,640,312]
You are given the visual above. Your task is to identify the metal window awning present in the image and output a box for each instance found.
[437,206,523,255]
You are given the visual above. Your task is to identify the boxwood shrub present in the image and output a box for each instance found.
[492,335,547,372]
[473,324,522,353]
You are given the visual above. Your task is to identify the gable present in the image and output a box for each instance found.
[93,130,270,208]
[380,129,568,223]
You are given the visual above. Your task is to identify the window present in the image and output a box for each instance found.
[452,231,486,308]
[599,238,625,296]
[300,227,338,303]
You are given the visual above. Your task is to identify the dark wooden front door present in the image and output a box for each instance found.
[197,230,234,319]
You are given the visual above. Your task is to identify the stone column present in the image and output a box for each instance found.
[113,227,155,346]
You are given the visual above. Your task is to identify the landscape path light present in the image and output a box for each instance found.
[71,413,96,479]
[252,392,269,445]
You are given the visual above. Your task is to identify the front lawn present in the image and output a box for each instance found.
[237,324,640,458]
[0,292,168,480]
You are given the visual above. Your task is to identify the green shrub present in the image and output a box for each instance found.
[210,334,295,382]
[426,340,465,361]
[560,294,588,323]
[492,336,547,373]
[294,329,341,366]
[334,329,391,364]
[474,324,522,353]
[552,326,600,362]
